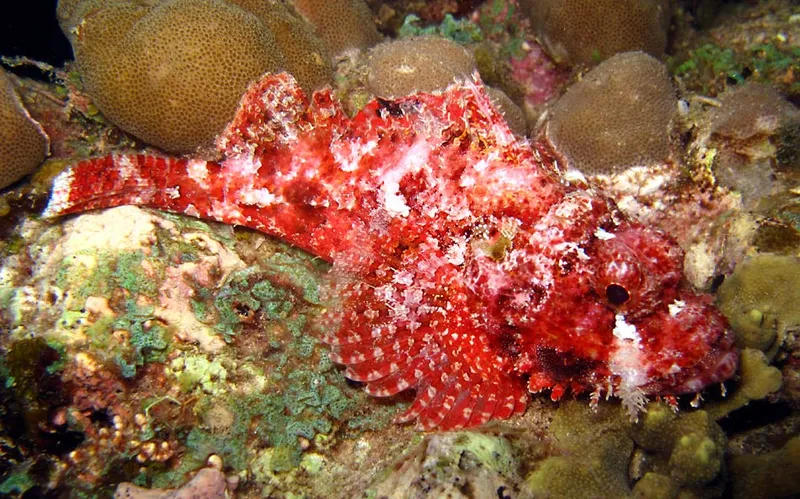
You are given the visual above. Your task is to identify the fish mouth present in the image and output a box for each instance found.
[642,326,739,396]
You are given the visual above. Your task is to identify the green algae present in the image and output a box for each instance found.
[398,13,484,44]
[115,251,158,297]
[54,248,163,315]
[214,266,296,341]
[671,42,800,96]
[173,355,228,395]
[113,299,170,378]
[186,368,355,476]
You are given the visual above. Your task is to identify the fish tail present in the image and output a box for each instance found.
[43,153,220,219]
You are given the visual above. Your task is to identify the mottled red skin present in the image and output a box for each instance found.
[44,73,738,430]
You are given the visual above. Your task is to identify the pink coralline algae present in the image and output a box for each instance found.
[44,72,738,430]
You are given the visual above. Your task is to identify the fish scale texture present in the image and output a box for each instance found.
[44,73,738,430]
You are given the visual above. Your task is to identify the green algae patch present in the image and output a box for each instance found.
[671,42,800,96]
[186,368,356,477]
[213,263,321,342]
[367,431,519,497]
[172,354,228,395]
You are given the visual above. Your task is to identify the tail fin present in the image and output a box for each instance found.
[43,154,220,219]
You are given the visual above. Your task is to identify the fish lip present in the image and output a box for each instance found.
[642,328,740,396]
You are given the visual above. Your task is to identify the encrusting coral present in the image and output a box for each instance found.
[523,402,633,498]
[0,68,49,190]
[541,51,679,177]
[728,436,800,499]
[630,402,727,496]
[523,400,731,498]
[716,254,800,354]
[56,0,333,154]
[519,0,671,65]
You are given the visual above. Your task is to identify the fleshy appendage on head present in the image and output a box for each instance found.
[498,211,739,419]
[41,71,738,430]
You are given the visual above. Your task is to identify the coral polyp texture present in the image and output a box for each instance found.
[541,51,679,177]
[519,0,671,65]
[367,36,476,98]
[288,0,382,56]
[56,0,333,154]
[0,68,49,190]
[44,72,738,430]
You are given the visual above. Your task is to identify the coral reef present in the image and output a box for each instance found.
[670,0,800,99]
[288,0,382,56]
[2,0,800,496]
[519,0,671,65]
[705,347,782,421]
[56,0,333,154]
[115,467,235,499]
[43,72,738,431]
[729,436,800,499]
[522,400,731,498]
[227,0,335,90]
[369,432,519,497]
[485,85,527,136]
[523,402,633,498]
[691,82,799,207]
[0,68,49,189]
[630,402,727,496]
[716,254,800,353]
[541,51,679,176]
[366,36,476,98]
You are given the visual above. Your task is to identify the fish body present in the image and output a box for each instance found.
[44,73,738,430]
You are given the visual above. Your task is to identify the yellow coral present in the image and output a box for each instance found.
[0,68,48,189]
[632,403,727,493]
[729,437,800,499]
[519,0,670,65]
[717,254,800,353]
[522,401,633,498]
[706,348,782,420]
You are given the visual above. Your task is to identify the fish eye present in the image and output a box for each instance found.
[605,284,630,306]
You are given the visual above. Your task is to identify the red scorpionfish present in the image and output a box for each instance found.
[44,73,738,430]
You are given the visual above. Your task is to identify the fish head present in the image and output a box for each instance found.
[500,216,738,408]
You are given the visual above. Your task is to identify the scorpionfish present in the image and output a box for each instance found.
[44,72,738,430]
